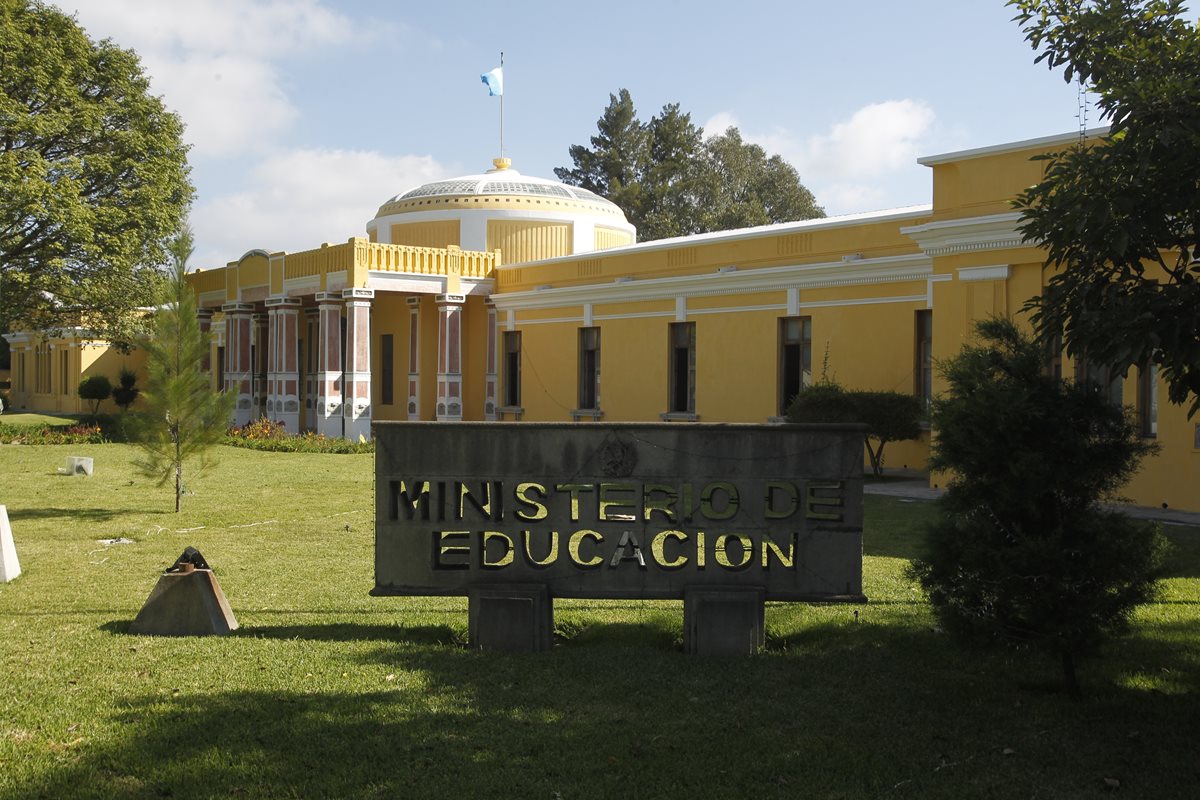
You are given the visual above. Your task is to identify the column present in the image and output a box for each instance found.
[265,297,301,431]
[252,312,268,421]
[406,296,422,420]
[315,292,344,438]
[436,293,465,421]
[221,302,255,425]
[484,301,498,420]
[303,308,319,431]
[197,308,214,378]
[343,288,374,440]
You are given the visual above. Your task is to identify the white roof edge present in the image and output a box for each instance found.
[918,126,1112,166]
[497,205,933,270]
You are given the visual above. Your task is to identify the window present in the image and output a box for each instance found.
[60,350,69,396]
[915,310,933,408]
[1045,333,1063,381]
[1137,363,1158,438]
[380,334,394,406]
[667,322,696,415]
[578,327,600,411]
[502,331,521,408]
[216,346,226,391]
[1076,359,1123,406]
[779,316,812,415]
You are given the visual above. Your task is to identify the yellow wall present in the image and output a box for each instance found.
[487,220,572,266]
[391,220,461,249]
[371,292,409,422]
[595,226,634,251]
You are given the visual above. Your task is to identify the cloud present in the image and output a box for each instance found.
[703,100,938,214]
[797,100,936,182]
[62,0,356,158]
[701,111,740,139]
[189,148,452,268]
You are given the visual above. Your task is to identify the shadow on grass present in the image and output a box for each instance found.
[1161,525,1200,579]
[6,506,165,522]
[99,619,464,646]
[234,622,463,646]
[18,616,1200,800]
[863,495,938,560]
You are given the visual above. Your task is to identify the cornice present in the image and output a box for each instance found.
[491,253,932,312]
[900,212,1031,257]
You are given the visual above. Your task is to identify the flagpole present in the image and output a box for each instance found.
[499,51,505,159]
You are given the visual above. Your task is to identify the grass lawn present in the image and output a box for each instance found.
[0,443,1197,799]
[0,413,85,428]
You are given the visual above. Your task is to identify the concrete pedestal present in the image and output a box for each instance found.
[129,568,238,636]
[468,584,553,652]
[0,505,20,583]
[684,587,765,656]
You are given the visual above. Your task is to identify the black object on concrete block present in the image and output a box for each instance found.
[684,586,765,656]
[468,583,553,652]
[128,547,238,636]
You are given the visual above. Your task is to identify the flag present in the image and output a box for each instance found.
[481,67,503,97]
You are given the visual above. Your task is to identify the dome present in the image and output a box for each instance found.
[389,169,617,209]
[366,158,637,263]
[372,159,626,220]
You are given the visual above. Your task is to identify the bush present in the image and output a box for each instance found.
[77,374,113,416]
[225,418,373,454]
[111,367,139,412]
[787,383,924,475]
[908,318,1167,698]
[0,421,106,444]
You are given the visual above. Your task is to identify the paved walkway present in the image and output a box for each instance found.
[864,473,1200,527]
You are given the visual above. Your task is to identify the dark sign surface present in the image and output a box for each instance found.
[372,422,865,602]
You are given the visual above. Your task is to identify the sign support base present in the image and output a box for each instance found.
[684,587,765,656]
[468,583,553,652]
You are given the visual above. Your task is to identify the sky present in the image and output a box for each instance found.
[59,0,1099,269]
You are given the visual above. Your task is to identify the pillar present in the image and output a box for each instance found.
[265,297,301,431]
[303,308,319,431]
[406,296,422,420]
[197,308,214,378]
[315,292,344,438]
[484,301,498,420]
[252,312,268,421]
[436,293,465,421]
[343,288,374,440]
[221,302,255,425]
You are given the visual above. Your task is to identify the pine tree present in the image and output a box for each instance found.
[557,91,823,242]
[133,229,234,512]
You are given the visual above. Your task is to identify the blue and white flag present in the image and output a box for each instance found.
[481,67,503,97]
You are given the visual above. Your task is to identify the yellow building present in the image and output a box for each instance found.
[5,133,1197,511]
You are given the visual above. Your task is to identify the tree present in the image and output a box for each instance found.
[787,383,923,476]
[133,229,234,513]
[703,127,823,233]
[1009,0,1200,416]
[557,91,823,242]
[0,1,192,340]
[908,318,1167,698]
[554,89,649,229]
[111,366,139,412]
[77,374,111,417]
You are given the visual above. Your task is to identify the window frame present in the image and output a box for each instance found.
[576,326,601,415]
[778,315,813,416]
[502,330,522,410]
[664,321,697,419]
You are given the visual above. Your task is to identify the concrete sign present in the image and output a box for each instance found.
[373,422,865,652]
[1,505,21,583]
